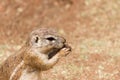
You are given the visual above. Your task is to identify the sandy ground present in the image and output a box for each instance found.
[0,0,120,80]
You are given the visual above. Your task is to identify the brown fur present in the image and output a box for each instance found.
[0,28,71,80]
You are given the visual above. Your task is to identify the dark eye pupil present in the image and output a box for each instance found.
[46,37,56,41]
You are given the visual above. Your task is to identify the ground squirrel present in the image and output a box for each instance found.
[0,28,71,80]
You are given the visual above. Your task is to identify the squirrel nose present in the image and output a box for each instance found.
[59,37,66,43]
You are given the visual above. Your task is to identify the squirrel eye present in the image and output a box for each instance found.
[46,37,56,41]
[35,37,39,43]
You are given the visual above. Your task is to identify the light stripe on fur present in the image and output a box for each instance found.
[9,60,24,80]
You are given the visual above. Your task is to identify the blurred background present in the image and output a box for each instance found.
[0,0,120,80]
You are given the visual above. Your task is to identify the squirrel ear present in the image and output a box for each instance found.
[30,35,39,46]
[35,36,39,43]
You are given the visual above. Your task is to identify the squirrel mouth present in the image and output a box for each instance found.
[48,48,61,59]
[48,44,66,59]
[48,44,71,59]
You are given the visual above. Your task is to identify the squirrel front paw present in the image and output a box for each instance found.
[58,44,71,57]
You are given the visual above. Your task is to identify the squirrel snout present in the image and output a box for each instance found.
[58,37,66,43]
